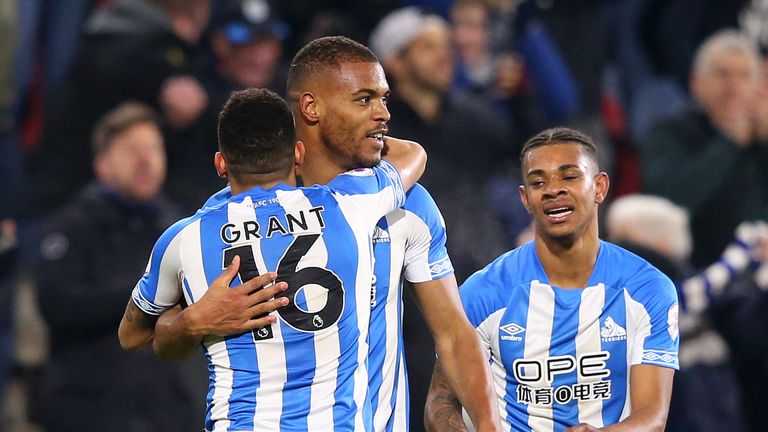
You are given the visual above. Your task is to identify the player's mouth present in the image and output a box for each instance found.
[365,129,387,149]
[543,205,574,223]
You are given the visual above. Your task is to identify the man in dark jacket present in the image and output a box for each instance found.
[26,0,212,216]
[34,103,206,432]
[640,29,768,268]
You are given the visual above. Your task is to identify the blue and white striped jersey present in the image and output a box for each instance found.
[131,161,405,432]
[460,241,679,432]
[368,184,453,432]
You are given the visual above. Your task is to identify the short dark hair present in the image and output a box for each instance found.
[520,127,599,168]
[287,36,379,94]
[91,102,160,156]
[217,88,296,180]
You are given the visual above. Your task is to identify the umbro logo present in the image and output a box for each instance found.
[600,316,627,342]
[500,323,525,341]
[372,226,390,243]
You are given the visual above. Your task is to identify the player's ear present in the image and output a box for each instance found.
[298,92,319,124]
[594,172,610,204]
[294,140,305,167]
[519,185,532,214]
[214,151,228,179]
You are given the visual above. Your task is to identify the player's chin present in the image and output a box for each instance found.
[357,153,382,168]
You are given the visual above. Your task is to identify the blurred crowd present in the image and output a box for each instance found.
[0,0,767,431]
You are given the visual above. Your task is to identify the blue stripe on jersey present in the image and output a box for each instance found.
[199,206,260,432]
[328,161,405,209]
[182,278,195,304]
[369,217,392,417]
[549,288,581,431]
[396,349,409,432]
[260,210,314,432]
[203,346,216,427]
[601,287,628,426]
[499,285,531,430]
[387,279,408,432]
[311,193,370,432]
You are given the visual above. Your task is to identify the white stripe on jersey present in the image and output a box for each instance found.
[205,337,233,432]
[392,350,409,429]
[232,197,288,431]
[525,281,556,432]
[399,211,434,283]
[372,213,404,431]
[576,284,606,427]
[476,309,510,432]
[276,190,340,431]
[324,191,381,432]
[623,291,652,420]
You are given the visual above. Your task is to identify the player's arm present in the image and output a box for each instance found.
[411,275,500,432]
[152,255,289,361]
[565,365,674,432]
[382,136,426,191]
[118,300,159,350]
[426,358,469,432]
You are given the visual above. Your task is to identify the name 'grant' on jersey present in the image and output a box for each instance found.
[131,161,405,432]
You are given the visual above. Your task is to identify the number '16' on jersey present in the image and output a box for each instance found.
[130,162,405,432]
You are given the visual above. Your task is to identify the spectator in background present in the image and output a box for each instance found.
[0,219,17,410]
[33,103,206,432]
[26,0,213,216]
[640,29,768,268]
[450,0,540,144]
[162,0,289,213]
[370,8,513,430]
[606,194,750,432]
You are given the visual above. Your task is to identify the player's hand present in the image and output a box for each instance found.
[564,424,602,432]
[184,255,289,337]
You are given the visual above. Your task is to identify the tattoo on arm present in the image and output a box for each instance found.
[123,301,158,328]
[427,363,469,432]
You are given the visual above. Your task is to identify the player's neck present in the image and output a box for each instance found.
[297,139,347,185]
[535,228,600,289]
[228,172,297,195]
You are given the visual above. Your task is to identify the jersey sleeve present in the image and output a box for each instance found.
[130,219,187,315]
[459,260,506,329]
[327,159,406,225]
[401,184,454,283]
[629,270,680,370]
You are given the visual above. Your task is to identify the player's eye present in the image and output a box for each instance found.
[356,96,371,104]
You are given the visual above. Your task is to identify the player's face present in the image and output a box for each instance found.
[316,61,391,169]
[519,143,608,243]
[96,122,167,202]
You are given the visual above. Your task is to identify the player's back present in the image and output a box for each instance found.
[187,185,373,432]
[133,162,406,432]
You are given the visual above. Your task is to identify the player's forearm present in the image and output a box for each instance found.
[434,328,500,432]
[600,404,668,432]
[118,300,158,351]
[425,361,470,432]
[153,305,204,361]
[382,137,426,191]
